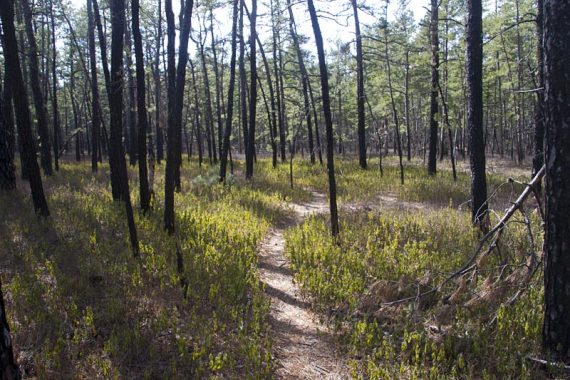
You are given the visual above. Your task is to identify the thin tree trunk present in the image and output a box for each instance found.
[109,0,139,256]
[383,3,404,184]
[21,0,53,176]
[125,19,138,166]
[164,0,194,233]
[307,0,339,237]
[219,0,239,181]
[50,0,60,172]
[533,0,545,191]
[466,0,488,224]
[88,0,101,172]
[351,0,367,169]
[245,0,258,178]
[286,0,314,164]
[271,0,286,162]
[132,0,150,212]
[1,0,50,216]
[210,8,223,160]
[238,0,248,161]
[154,0,164,163]
[0,65,16,190]
[92,0,111,100]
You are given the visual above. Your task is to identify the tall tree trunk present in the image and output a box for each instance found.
[132,0,150,213]
[466,0,488,224]
[197,36,216,164]
[307,77,323,165]
[307,0,339,237]
[189,59,204,167]
[50,0,60,172]
[270,0,286,162]
[125,20,138,166]
[238,0,248,160]
[542,0,570,361]
[0,277,19,380]
[164,0,176,225]
[351,0,367,169]
[0,65,16,190]
[383,3,404,184]
[92,0,111,100]
[164,0,194,233]
[88,0,101,172]
[210,7,223,160]
[1,0,50,216]
[286,0,314,164]
[219,0,239,182]
[533,0,545,191]
[427,0,439,175]
[154,0,164,163]
[21,0,53,176]
[245,0,257,178]
[108,0,140,256]
[404,50,412,161]
[246,7,278,169]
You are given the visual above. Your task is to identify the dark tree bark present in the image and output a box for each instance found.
[189,59,204,166]
[238,0,248,159]
[307,0,339,237]
[0,277,19,380]
[0,66,16,190]
[270,0,286,162]
[383,4,404,185]
[108,0,140,256]
[351,0,366,169]
[533,0,545,191]
[88,0,101,172]
[427,0,439,175]
[245,0,257,178]
[307,77,323,165]
[210,7,223,160]
[164,0,176,216]
[49,0,60,172]
[404,50,411,161]
[466,0,488,224]
[219,0,239,182]
[286,0,315,164]
[195,28,216,165]
[92,0,111,100]
[154,0,164,163]
[125,20,138,166]
[164,0,194,233]
[542,0,570,361]
[243,3,278,168]
[132,0,150,213]
[21,0,53,176]
[1,0,49,217]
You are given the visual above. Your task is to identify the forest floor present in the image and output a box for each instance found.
[1,156,550,379]
[258,187,441,378]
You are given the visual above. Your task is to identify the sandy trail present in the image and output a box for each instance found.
[258,192,349,379]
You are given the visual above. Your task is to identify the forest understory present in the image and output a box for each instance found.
[0,156,553,379]
[1,0,570,377]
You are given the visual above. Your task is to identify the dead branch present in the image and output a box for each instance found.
[381,165,545,308]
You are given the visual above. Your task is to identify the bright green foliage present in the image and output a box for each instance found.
[0,160,274,378]
[284,162,545,378]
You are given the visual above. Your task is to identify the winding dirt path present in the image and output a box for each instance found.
[259,192,349,379]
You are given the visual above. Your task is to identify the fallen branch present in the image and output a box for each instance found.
[381,165,545,307]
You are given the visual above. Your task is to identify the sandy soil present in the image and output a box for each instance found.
[258,192,350,379]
